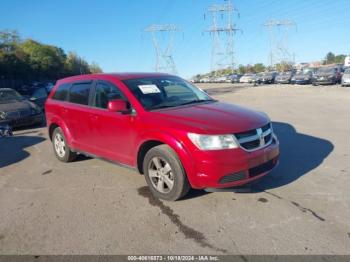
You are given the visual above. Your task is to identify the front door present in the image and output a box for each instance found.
[88,80,136,166]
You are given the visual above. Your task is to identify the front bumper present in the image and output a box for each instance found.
[313,78,335,85]
[276,79,290,84]
[0,113,43,128]
[189,137,280,189]
[342,80,350,86]
[292,79,311,84]
[260,79,273,84]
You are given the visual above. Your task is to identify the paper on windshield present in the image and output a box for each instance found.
[138,84,161,94]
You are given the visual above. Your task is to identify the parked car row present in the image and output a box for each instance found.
[193,65,349,86]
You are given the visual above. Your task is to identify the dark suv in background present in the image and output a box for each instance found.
[291,71,313,85]
[256,72,278,84]
[16,85,48,110]
[313,67,342,85]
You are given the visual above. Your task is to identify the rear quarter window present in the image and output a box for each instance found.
[52,83,70,101]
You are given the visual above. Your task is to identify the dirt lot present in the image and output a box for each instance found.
[0,83,350,255]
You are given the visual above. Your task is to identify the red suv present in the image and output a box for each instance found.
[45,73,279,200]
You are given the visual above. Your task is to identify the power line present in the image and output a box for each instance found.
[144,24,180,75]
[204,0,242,76]
[263,19,296,67]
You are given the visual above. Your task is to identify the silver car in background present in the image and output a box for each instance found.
[239,73,256,83]
[275,71,294,84]
[341,67,350,86]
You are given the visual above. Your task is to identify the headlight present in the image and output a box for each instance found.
[188,133,238,150]
[328,75,334,79]
[0,111,7,120]
[291,77,295,81]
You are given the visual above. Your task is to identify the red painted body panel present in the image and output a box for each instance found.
[45,73,279,189]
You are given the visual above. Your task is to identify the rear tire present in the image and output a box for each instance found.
[143,144,190,201]
[52,127,76,162]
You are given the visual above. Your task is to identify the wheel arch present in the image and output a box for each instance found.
[47,119,74,148]
[135,132,196,187]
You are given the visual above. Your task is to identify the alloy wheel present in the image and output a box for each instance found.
[148,157,174,194]
[54,133,66,158]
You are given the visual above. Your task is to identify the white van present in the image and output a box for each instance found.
[345,56,350,67]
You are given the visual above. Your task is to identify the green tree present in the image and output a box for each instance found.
[21,39,67,79]
[324,52,336,64]
[252,63,265,73]
[89,62,103,74]
[0,30,20,52]
[238,64,246,74]
[64,52,91,76]
[275,62,293,72]
[334,54,346,64]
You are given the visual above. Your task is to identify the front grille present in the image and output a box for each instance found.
[264,133,272,144]
[241,140,260,150]
[235,129,256,139]
[219,171,246,184]
[234,123,273,151]
[249,158,278,178]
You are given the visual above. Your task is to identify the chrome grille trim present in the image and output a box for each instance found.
[234,123,273,152]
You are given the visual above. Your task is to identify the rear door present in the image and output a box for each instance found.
[88,80,136,165]
[64,80,95,152]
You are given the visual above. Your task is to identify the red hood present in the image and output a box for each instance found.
[149,101,269,134]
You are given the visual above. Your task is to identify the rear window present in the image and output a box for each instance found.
[68,82,92,105]
[52,83,70,101]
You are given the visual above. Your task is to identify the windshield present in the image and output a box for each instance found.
[279,72,291,76]
[123,76,214,110]
[0,89,24,103]
[318,67,336,74]
[262,72,273,76]
[296,71,310,76]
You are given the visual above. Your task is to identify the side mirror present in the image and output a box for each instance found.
[107,99,129,113]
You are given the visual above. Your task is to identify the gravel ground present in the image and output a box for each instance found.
[0,83,349,255]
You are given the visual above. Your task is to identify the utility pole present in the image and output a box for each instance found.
[145,24,179,75]
[205,0,241,76]
[263,19,296,68]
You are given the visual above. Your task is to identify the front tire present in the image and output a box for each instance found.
[143,145,190,201]
[52,127,77,162]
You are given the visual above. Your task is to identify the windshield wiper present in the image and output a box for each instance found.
[149,99,215,111]
[178,99,215,106]
[149,104,177,110]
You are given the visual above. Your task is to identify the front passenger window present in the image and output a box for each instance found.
[93,81,125,109]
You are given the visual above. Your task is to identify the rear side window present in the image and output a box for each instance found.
[69,82,92,105]
[52,83,70,101]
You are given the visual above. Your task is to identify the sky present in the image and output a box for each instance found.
[1,0,350,78]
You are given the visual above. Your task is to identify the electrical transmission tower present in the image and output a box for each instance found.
[263,19,296,67]
[205,0,241,76]
[145,24,180,75]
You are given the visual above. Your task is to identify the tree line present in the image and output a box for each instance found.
[0,30,103,83]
